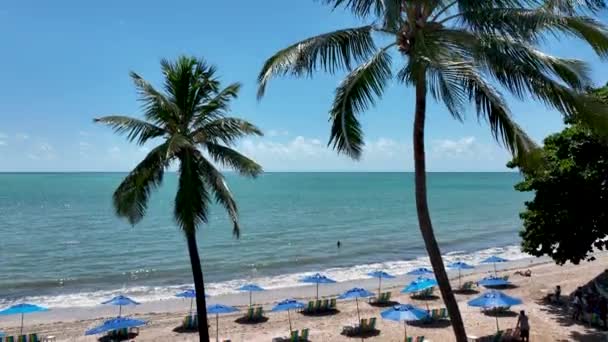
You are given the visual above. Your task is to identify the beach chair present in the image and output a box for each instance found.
[300,328,309,341]
[368,317,377,331]
[462,281,475,291]
[290,330,299,342]
[246,306,255,321]
[502,276,509,281]
[16,337,26,342]
[314,300,322,312]
[359,318,368,333]
[329,298,337,309]
[321,299,329,311]
[182,315,195,329]
[28,334,39,342]
[3,337,14,342]
[254,306,264,320]
[439,308,448,319]
[306,301,314,313]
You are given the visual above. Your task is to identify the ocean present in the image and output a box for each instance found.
[0,172,529,308]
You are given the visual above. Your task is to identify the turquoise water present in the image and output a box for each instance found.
[0,172,528,307]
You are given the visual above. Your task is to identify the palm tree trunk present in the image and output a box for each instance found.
[186,230,210,342]
[413,75,468,342]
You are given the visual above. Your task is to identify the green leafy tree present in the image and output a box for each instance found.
[96,56,263,342]
[257,1,608,340]
[511,84,608,265]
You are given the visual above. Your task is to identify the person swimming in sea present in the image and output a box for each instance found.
[337,240,341,248]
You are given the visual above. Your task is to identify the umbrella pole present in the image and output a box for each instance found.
[20,312,24,335]
[119,305,122,317]
[378,277,382,297]
[250,291,253,307]
[404,321,407,342]
[316,283,319,300]
[216,313,219,342]
[288,309,292,333]
[495,314,500,333]
[494,262,497,276]
[356,298,363,342]
[459,268,462,288]
[189,298,193,315]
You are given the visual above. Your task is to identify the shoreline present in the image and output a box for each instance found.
[1,254,606,341]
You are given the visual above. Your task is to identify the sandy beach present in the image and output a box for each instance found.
[1,255,607,342]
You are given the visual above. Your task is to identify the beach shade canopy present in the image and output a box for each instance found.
[238,284,265,306]
[478,276,511,288]
[339,288,374,323]
[468,290,523,332]
[101,295,139,317]
[175,289,201,314]
[481,256,508,275]
[448,261,475,287]
[407,267,434,276]
[85,316,147,336]
[381,304,429,341]
[272,299,305,333]
[401,277,438,294]
[300,273,336,299]
[207,304,238,342]
[0,303,49,335]
[368,271,396,296]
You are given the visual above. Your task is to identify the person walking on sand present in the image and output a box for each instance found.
[516,310,530,342]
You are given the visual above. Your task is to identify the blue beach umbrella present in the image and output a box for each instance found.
[272,299,305,333]
[468,290,523,332]
[401,277,438,294]
[237,284,265,306]
[339,288,375,324]
[101,295,139,317]
[381,304,429,341]
[368,271,396,297]
[0,331,4,337]
[85,316,147,336]
[407,267,434,276]
[448,261,475,287]
[0,303,49,335]
[481,256,508,275]
[207,304,238,342]
[300,273,336,300]
[175,289,199,314]
[478,276,511,288]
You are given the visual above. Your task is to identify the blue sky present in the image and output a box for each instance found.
[0,0,606,172]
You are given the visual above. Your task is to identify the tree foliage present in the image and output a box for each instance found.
[510,84,608,265]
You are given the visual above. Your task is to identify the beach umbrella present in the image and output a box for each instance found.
[401,277,438,294]
[207,304,238,342]
[175,289,198,314]
[101,295,139,317]
[237,284,265,306]
[85,316,147,336]
[407,267,434,276]
[271,299,305,334]
[478,276,511,288]
[481,256,508,275]
[0,331,5,337]
[448,261,475,287]
[468,290,523,332]
[338,288,374,325]
[367,271,395,297]
[0,303,49,335]
[300,273,336,300]
[381,304,429,341]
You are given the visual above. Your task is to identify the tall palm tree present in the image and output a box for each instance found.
[257,1,608,340]
[96,56,263,342]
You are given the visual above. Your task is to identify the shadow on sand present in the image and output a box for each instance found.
[535,298,607,341]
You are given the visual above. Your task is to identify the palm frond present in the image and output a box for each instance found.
[204,143,263,177]
[192,83,242,126]
[257,25,376,99]
[543,0,607,14]
[322,0,384,17]
[130,72,181,128]
[174,148,210,233]
[198,157,240,237]
[328,47,393,159]
[112,143,171,225]
[94,116,166,145]
[193,118,263,146]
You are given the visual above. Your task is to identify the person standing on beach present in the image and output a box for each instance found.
[599,296,608,329]
[516,310,530,342]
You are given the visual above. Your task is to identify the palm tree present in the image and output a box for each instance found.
[96,56,263,342]
[257,1,608,340]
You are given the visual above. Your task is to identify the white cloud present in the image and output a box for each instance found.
[0,141,6,146]
[79,141,91,148]
[267,129,289,137]
[78,131,89,137]
[15,133,29,141]
[432,136,477,156]
[27,142,55,160]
